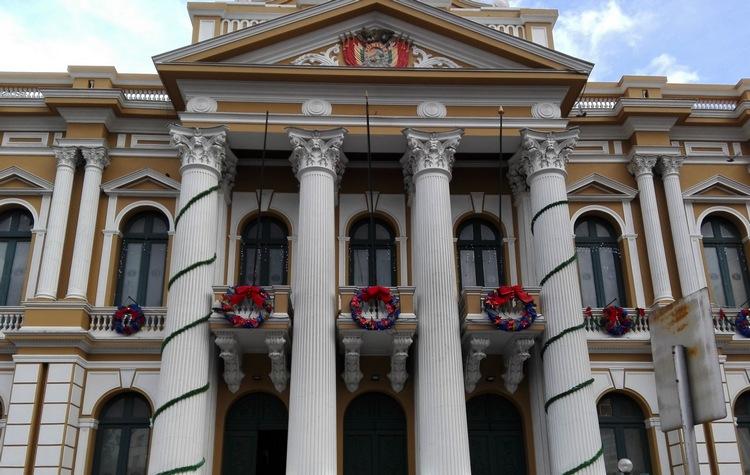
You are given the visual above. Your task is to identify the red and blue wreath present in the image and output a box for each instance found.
[113,304,146,336]
[484,285,538,332]
[599,305,634,336]
[350,286,400,331]
[215,286,274,329]
[736,308,750,338]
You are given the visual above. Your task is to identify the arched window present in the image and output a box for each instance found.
[349,217,397,287]
[115,212,169,307]
[735,392,750,473]
[240,217,288,286]
[91,392,151,475]
[597,393,653,475]
[702,216,750,307]
[457,218,503,288]
[344,393,407,475]
[0,209,32,306]
[575,217,626,308]
[466,394,527,475]
[222,393,288,475]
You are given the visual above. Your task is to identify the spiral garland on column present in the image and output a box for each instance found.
[151,184,218,475]
[531,199,604,473]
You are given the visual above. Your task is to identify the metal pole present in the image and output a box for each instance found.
[365,92,375,286]
[497,106,504,283]
[251,111,269,286]
[674,345,700,475]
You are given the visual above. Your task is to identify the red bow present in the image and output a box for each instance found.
[228,286,266,308]
[497,285,533,305]
[363,286,392,302]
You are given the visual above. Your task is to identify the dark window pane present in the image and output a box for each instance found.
[705,247,726,306]
[599,247,623,306]
[240,218,289,286]
[600,428,619,474]
[720,221,739,238]
[120,243,143,305]
[374,223,390,239]
[127,217,146,234]
[457,219,503,288]
[150,216,168,234]
[353,224,368,240]
[268,248,285,285]
[479,224,495,241]
[0,215,11,232]
[102,397,126,420]
[701,221,715,238]
[95,428,122,475]
[575,220,589,237]
[268,221,285,239]
[17,213,32,232]
[126,428,150,475]
[352,249,369,287]
[6,241,29,306]
[375,248,393,287]
[623,427,650,474]
[577,247,598,307]
[145,243,166,306]
[94,394,151,475]
[482,250,500,288]
[738,426,750,474]
[460,250,477,287]
[726,247,749,307]
[459,225,474,241]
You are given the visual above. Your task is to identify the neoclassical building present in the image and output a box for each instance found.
[0,0,748,474]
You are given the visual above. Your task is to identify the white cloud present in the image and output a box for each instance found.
[637,53,700,83]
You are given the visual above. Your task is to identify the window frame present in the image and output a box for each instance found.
[456,218,504,288]
[735,392,750,474]
[239,215,289,286]
[575,217,627,308]
[348,216,397,287]
[0,209,33,306]
[597,393,653,475]
[702,217,750,307]
[114,212,169,307]
[91,392,152,475]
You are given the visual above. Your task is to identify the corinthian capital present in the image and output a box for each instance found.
[401,128,463,179]
[170,124,227,174]
[519,128,579,177]
[287,127,348,180]
[627,154,658,178]
[53,146,80,169]
[506,154,528,195]
[81,147,110,170]
[657,155,685,177]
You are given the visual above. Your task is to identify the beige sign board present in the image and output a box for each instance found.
[649,288,726,432]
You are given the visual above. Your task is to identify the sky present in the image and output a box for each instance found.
[0,0,748,84]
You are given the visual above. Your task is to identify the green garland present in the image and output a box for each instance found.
[540,322,586,358]
[539,254,577,288]
[530,199,569,235]
[562,446,605,475]
[544,378,594,413]
[153,184,218,473]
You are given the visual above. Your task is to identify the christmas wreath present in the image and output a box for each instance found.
[483,285,538,331]
[215,286,274,328]
[113,304,146,336]
[736,308,750,338]
[598,305,634,336]
[350,286,400,331]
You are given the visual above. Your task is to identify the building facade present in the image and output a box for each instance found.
[0,0,749,474]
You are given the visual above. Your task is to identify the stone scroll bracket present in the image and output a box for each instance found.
[463,335,536,394]
[338,330,415,393]
[215,331,245,394]
[265,332,290,393]
[388,333,414,393]
[341,336,363,393]
[502,337,534,394]
[464,336,490,393]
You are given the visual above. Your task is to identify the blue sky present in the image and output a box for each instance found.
[0,0,747,84]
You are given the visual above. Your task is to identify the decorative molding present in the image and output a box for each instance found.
[401,128,464,178]
[265,332,290,393]
[302,99,333,116]
[503,338,534,394]
[531,102,561,120]
[627,154,658,178]
[292,44,340,66]
[388,333,413,393]
[169,124,227,174]
[341,335,363,392]
[287,127,348,180]
[657,155,685,177]
[53,146,80,169]
[567,173,638,202]
[519,128,580,177]
[412,46,460,69]
[0,132,49,148]
[416,101,447,118]
[101,168,181,197]
[215,332,244,393]
[464,336,490,393]
[186,96,218,113]
[80,147,110,170]
[507,154,529,195]
[683,175,750,203]
[0,166,53,195]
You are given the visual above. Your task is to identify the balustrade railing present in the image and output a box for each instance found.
[122,89,170,102]
[0,308,24,332]
[692,98,738,111]
[574,97,619,110]
[712,307,738,334]
[89,307,166,336]
[0,87,43,99]
[582,307,650,336]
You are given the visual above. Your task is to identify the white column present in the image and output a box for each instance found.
[66,147,110,300]
[508,156,537,286]
[285,127,347,475]
[628,155,674,304]
[402,128,472,474]
[148,125,227,475]
[36,147,79,299]
[658,156,701,296]
[74,418,98,475]
[520,128,605,474]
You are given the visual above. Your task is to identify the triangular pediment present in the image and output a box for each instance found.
[567,174,638,202]
[102,169,180,197]
[0,167,53,195]
[683,175,750,203]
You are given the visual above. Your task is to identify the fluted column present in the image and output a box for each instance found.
[508,155,538,286]
[628,155,674,303]
[402,128,472,474]
[520,128,605,474]
[36,147,79,299]
[66,147,110,300]
[148,125,227,475]
[658,156,701,295]
[285,127,347,475]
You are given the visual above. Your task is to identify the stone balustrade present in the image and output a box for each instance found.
[0,308,24,332]
[88,307,166,337]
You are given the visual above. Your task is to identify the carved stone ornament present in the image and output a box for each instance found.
[401,128,464,178]
[627,154,658,178]
[388,333,414,393]
[502,338,534,394]
[412,47,460,69]
[341,28,411,68]
[81,147,110,170]
[531,102,562,120]
[341,336,363,392]
[53,146,80,169]
[186,96,218,113]
[215,332,245,393]
[657,155,685,177]
[292,44,341,67]
[287,127,348,180]
[506,154,529,195]
[301,99,333,116]
[520,128,580,178]
[169,124,227,174]
[265,332,290,393]
[464,336,490,393]
[416,101,447,119]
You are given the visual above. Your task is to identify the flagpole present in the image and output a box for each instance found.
[251,111,269,286]
[498,106,505,284]
[365,92,376,286]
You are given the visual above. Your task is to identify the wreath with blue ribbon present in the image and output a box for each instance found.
[484,285,538,331]
[113,304,146,336]
[215,286,274,328]
[736,308,750,338]
[350,286,400,331]
[598,305,634,337]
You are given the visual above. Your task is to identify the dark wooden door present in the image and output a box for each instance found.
[467,394,528,475]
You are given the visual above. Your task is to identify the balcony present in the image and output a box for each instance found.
[336,286,417,393]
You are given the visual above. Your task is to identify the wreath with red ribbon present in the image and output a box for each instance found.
[350,286,400,331]
[215,286,274,329]
[736,308,750,338]
[113,304,146,336]
[483,285,538,332]
[598,305,634,336]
